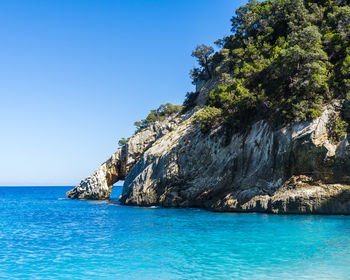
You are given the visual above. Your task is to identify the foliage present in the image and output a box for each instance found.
[193,106,223,134]
[190,44,215,82]
[134,103,183,132]
[333,117,349,142]
[208,81,267,130]
[190,0,350,132]
[118,137,130,147]
[182,91,199,111]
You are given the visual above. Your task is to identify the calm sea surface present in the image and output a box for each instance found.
[0,186,349,280]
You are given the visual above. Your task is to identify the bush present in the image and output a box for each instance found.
[308,108,322,119]
[118,137,130,147]
[333,118,349,142]
[193,106,223,134]
[134,103,183,132]
[182,91,199,111]
[207,82,267,131]
[188,0,350,133]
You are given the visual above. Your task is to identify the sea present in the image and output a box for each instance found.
[0,186,349,280]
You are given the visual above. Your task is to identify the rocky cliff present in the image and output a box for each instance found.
[66,116,180,199]
[67,100,350,214]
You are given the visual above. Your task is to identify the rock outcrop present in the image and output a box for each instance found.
[67,101,350,214]
[66,116,180,199]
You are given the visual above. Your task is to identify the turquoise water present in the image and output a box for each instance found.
[0,187,349,279]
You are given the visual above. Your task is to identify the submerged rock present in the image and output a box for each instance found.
[67,101,350,214]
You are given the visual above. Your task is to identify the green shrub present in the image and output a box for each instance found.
[182,91,199,111]
[333,118,349,142]
[207,81,267,131]
[134,103,183,132]
[188,0,350,134]
[193,106,223,134]
[308,108,322,119]
[118,137,130,147]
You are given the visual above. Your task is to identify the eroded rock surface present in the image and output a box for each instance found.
[66,116,181,199]
[67,101,350,214]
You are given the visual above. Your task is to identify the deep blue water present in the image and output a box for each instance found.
[0,187,349,280]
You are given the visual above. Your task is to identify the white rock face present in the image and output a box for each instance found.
[67,102,350,214]
[66,116,181,199]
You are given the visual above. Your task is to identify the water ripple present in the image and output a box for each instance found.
[0,187,349,279]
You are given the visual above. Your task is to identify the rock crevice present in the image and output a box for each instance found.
[67,102,350,214]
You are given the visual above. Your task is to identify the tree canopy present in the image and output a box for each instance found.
[191,44,214,81]
[134,103,182,132]
[191,0,350,132]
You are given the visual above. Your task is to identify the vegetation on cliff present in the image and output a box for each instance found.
[118,103,182,146]
[120,0,349,144]
[134,103,182,131]
[191,0,349,133]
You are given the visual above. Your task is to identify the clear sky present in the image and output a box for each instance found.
[0,0,247,186]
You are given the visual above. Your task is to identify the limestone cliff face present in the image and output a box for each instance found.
[67,102,350,214]
[66,116,180,199]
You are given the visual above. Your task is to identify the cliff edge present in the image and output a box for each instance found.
[67,101,350,214]
[67,0,350,214]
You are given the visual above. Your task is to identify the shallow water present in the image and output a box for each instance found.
[0,186,349,280]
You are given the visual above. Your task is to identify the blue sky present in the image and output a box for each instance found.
[0,0,247,186]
